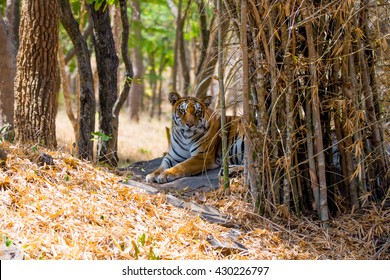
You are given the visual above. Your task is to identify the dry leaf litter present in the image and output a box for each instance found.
[0,142,388,259]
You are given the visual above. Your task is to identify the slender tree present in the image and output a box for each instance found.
[177,0,192,95]
[105,0,134,166]
[0,0,19,127]
[0,15,15,127]
[88,2,119,165]
[59,0,96,160]
[196,0,210,76]
[129,0,144,122]
[6,0,20,50]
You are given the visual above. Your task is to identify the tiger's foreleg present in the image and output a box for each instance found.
[145,158,172,183]
[153,155,219,183]
[145,166,165,183]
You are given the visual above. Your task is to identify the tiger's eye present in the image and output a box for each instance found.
[178,102,187,114]
[194,103,202,116]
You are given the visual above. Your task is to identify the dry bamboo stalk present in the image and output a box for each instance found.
[348,48,368,196]
[251,29,268,134]
[265,1,281,209]
[329,14,347,208]
[218,0,230,192]
[250,30,268,201]
[241,0,258,206]
[356,37,386,191]
[305,88,320,213]
[341,42,360,209]
[281,8,294,213]
[294,151,305,213]
[301,1,329,224]
[359,1,389,182]
[249,0,270,65]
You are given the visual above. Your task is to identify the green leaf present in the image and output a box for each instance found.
[132,240,139,260]
[90,132,112,142]
[149,247,160,260]
[139,233,146,246]
[5,236,12,247]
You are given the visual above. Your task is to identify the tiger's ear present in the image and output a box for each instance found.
[169,92,181,106]
[202,96,213,107]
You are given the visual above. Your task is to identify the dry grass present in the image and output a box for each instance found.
[0,141,312,260]
[1,139,389,260]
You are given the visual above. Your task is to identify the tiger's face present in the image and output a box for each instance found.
[169,92,213,138]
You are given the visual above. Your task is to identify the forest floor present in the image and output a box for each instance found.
[0,109,389,260]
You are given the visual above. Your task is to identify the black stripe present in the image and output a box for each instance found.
[163,156,173,168]
[192,129,206,143]
[169,148,187,162]
[172,130,187,151]
[190,134,209,154]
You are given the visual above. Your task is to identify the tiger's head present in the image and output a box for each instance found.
[169,92,213,138]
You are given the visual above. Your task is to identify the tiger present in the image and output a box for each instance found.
[145,91,244,184]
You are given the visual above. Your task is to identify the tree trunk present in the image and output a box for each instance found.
[0,16,15,127]
[59,0,95,161]
[0,0,20,127]
[129,0,144,122]
[6,0,20,51]
[178,0,192,96]
[14,0,59,148]
[196,0,210,76]
[168,0,180,92]
[111,5,122,95]
[88,3,119,165]
[106,0,134,167]
[149,51,157,118]
[64,24,93,65]
[157,52,167,121]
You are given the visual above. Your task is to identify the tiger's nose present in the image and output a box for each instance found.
[186,122,194,128]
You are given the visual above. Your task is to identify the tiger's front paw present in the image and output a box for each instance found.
[145,173,157,183]
[155,170,180,183]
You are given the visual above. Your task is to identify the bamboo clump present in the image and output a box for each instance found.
[225,0,390,222]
